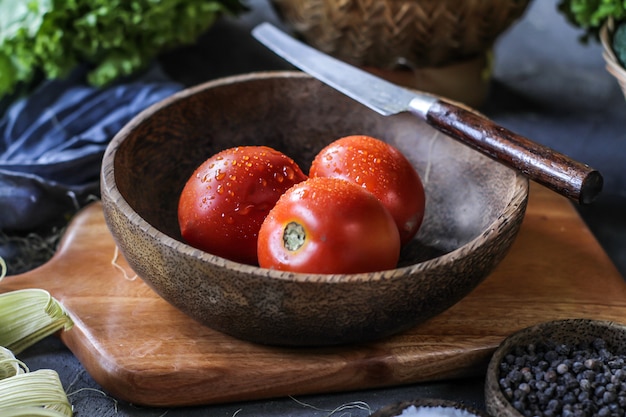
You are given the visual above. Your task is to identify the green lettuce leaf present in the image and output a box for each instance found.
[0,0,245,97]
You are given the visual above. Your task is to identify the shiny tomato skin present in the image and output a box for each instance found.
[178,146,307,265]
[310,135,425,244]
[257,177,401,274]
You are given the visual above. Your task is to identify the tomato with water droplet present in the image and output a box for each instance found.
[257,177,401,274]
[178,146,307,265]
[310,135,426,244]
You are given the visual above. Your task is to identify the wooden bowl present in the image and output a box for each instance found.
[100,71,528,346]
[485,319,626,417]
[372,398,489,417]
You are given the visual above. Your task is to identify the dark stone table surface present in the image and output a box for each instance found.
[19,0,626,415]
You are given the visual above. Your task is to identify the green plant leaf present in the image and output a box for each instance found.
[0,0,52,41]
[0,0,246,98]
[558,0,626,39]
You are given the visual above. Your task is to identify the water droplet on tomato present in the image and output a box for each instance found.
[283,166,295,180]
[294,188,307,199]
[236,204,254,215]
[215,170,226,181]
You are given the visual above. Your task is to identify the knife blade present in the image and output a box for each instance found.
[252,22,603,204]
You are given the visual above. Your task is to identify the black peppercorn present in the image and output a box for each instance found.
[498,337,626,417]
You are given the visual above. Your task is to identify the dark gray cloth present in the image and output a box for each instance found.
[0,64,181,230]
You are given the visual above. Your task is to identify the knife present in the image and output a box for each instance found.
[252,22,603,205]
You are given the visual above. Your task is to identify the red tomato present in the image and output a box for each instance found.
[310,135,425,244]
[257,177,401,274]
[178,146,307,265]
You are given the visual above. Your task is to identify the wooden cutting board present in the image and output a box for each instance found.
[1,183,625,407]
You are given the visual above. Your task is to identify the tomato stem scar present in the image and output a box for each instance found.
[283,222,305,251]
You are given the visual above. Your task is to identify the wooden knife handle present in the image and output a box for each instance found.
[425,100,603,205]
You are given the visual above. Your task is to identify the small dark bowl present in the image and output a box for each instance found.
[100,71,528,346]
[372,398,489,417]
[485,319,626,417]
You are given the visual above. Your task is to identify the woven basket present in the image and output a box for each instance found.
[270,0,531,69]
[601,19,626,100]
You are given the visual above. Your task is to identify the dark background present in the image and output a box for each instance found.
[17,0,626,415]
